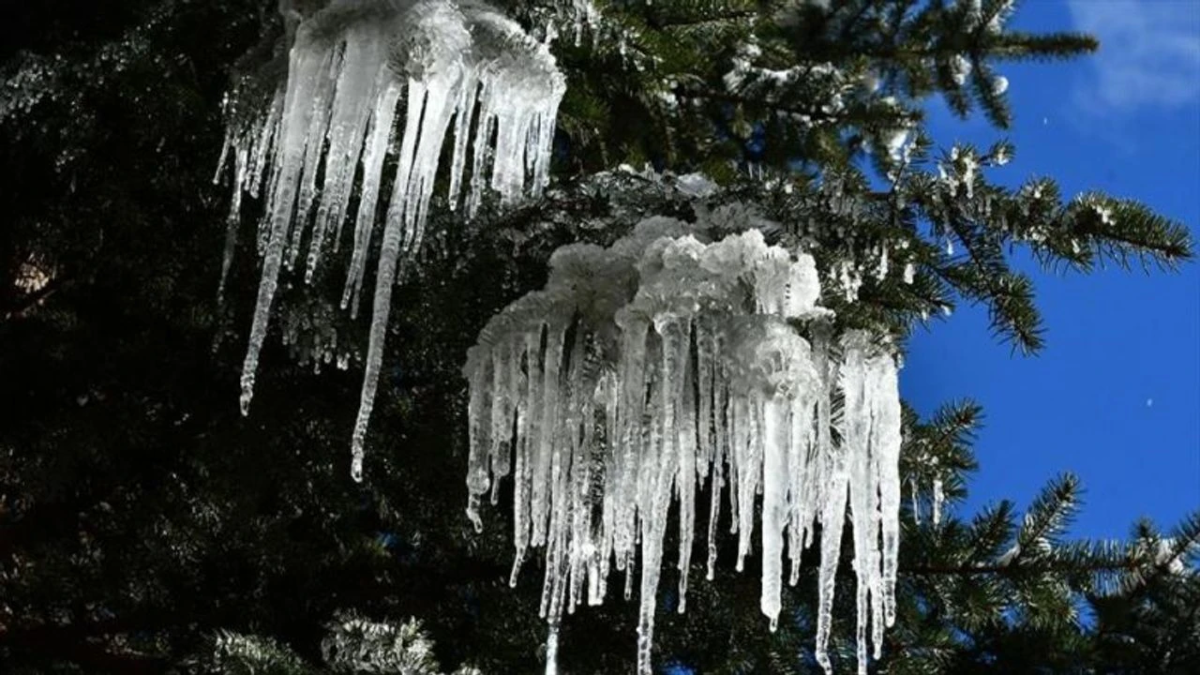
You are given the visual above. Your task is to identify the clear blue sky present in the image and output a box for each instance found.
[903,0,1200,540]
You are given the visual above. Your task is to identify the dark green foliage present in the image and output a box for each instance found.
[1,1,1195,673]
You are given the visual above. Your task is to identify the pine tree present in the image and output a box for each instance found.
[1,1,1195,674]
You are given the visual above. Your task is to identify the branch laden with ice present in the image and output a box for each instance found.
[218,0,565,480]
[210,613,484,674]
[464,209,903,675]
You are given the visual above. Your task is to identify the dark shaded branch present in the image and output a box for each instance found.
[3,274,70,320]
[1,616,172,674]
[903,561,1140,577]
[647,9,755,31]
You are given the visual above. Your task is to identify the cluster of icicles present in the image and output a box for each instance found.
[464,215,903,674]
[217,0,565,480]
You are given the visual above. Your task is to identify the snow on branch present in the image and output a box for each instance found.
[464,207,903,675]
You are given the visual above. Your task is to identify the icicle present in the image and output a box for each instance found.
[760,394,785,630]
[238,28,334,417]
[875,350,903,630]
[910,477,921,524]
[464,213,904,675]
[544,620,559,675]
[950,54,972,86]
[222,0,566,479]
[841,333,874,675]
[217,207,241,307]
[305,26,385,283]
[932,476,945,526]
[814,384,849,674]
[676,332,697,613]
[342,80,400,316]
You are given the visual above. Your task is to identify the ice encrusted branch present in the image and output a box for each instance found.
[464,208,903,675]
[218,0,565,481]
[211,613,483,674]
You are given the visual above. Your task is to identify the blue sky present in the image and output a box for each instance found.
[903,0,1200,540]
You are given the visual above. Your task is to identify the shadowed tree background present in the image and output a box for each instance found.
[1,1,1197,673]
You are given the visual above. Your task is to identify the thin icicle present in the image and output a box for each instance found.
[933,476,945,526]
[544,620,559,675]
[238,30,332,417]
[841,333,874,675]
[342,79,400,316]
[876,354,903,628]
[911,477,921,524]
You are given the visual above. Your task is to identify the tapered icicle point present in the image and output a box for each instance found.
[544,621,559,675]
[219,0,566,476]
[463,209,904,675]
[239,376,254,417]
[911,477,921,524]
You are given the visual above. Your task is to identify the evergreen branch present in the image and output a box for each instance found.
[2,273,70,320]
[902,559,1144,577]
[1166,510,1200,568]
[990,31,1099,61]
[968,59,1011,128]
[0,614,176,673]
[925,400,983,453]
[940,206,1045,353]
[965,500,1016,562]
[932,259,1044,354]
[827,0,879,50]
[1070,196,1195,271]
[674,85,849,122]
[794,28,1096,67]
[1015,473,1081,556]
[645,9,756,31]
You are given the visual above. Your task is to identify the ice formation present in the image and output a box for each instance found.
[464,214,903,674]
[932,475,945,526]
[218,0,565,480]
[950,54,972,86]
[991,74,1009,95]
